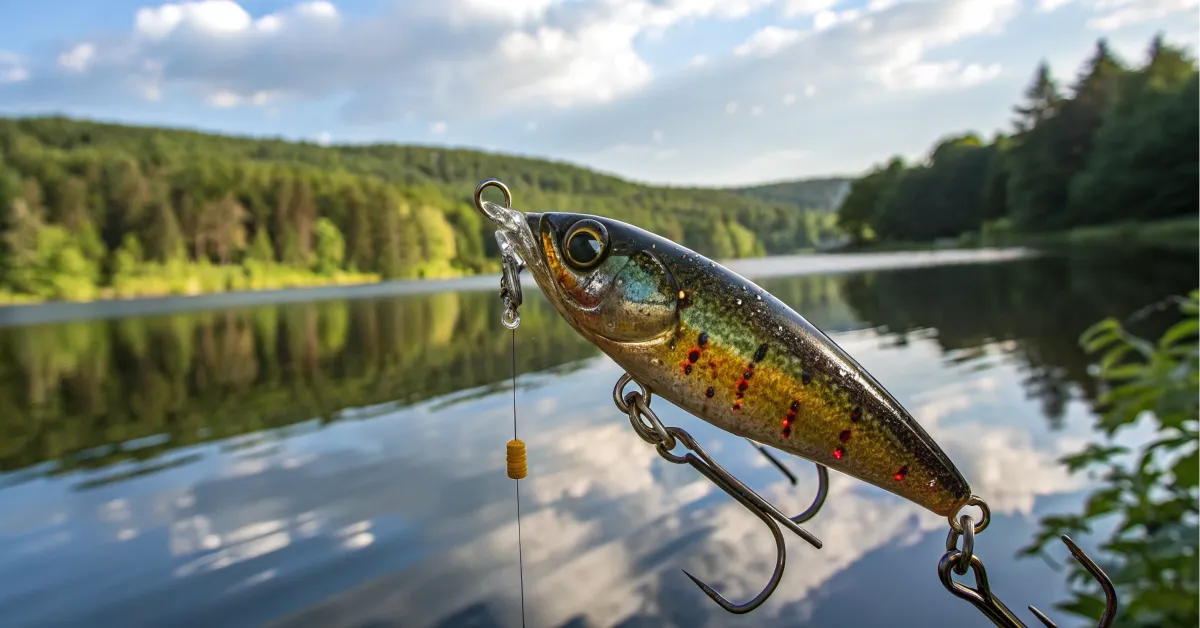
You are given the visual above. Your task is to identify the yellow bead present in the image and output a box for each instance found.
[506,438,527,480]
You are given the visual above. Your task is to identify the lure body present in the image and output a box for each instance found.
[508,211,972,517]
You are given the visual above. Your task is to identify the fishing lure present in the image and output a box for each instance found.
[475,179,1119,627]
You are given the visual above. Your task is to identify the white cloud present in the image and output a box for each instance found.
[1086,0,1200,31]
[874,56,1004,91]
[734,26,803,57]
[206,90,241,107]
[202,88,279,108]
[297,0,338,19]
[34,0,808,122]
[430,121,447,134]
[1038,0,1200,29]
[783,0,841,17]
[135,0,255,39]
[810,10,832,30]
[0,0,1195,185]
[57,43,96,73]
[0,52,28,83]
[17,0,1014,125]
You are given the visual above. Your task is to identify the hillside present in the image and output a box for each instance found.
[728,177,851,213]
[0,116,841,303]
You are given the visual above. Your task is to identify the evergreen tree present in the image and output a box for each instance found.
[1012,61,1063,132]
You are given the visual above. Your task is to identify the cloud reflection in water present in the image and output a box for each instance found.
[0,326,1107,628]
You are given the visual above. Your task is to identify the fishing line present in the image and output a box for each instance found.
[506,327,528,628]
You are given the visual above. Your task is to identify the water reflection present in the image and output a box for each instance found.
[0,249,1194,628]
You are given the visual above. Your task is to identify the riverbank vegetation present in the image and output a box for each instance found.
[0,114,840,304]
[836,35,1198,250]
[1021,290,1198,626]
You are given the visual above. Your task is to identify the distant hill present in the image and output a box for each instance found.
[729,177,851,213]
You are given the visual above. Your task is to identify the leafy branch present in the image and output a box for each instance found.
[1020,289,1198,626]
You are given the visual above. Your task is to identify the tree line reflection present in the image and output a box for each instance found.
[1,248,1194,480]
[0,291,598,475]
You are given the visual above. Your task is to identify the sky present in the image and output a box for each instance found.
[0,0,1197,187]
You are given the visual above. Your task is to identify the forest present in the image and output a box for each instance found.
[836,35,1199,246]
[0,112,840,304]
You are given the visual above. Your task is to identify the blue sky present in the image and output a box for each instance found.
[1,0,1197,186]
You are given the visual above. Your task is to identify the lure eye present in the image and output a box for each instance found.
[563,220,608,269]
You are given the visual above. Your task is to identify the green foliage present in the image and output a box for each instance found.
[112,233,143,276]
[837,35,1198,245]
[1020,290,1199,627]
[246,227,275,264]
[312,217,345,275]
[835,157,904,244]
[1066,41,1199,228]
[0,112,832,303]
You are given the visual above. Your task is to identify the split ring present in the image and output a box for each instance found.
[474,178,512,220]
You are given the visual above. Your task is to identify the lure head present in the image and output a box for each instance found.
[516,212,682,346]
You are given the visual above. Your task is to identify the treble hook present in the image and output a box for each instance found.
[659,425,823,613]
[939,534,1118,628]
[744,438,830,524]
[615,375,822,614]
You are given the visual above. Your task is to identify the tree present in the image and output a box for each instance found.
[204,194,248,264]
[312,217,345,275]
[836,157,905,244]
[246,228,275,264]
[1012,61,1063,132]
[1067,39,1199,226]
[143,186,186,262]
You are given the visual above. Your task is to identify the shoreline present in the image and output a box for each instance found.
[0,247,1035,328]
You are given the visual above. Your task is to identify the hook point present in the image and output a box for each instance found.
[681,569,768,615]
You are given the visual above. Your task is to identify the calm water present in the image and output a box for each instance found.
[0,248,1194,628]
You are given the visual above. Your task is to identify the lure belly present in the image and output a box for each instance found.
[612,263,970,518]
[505,209,971,517]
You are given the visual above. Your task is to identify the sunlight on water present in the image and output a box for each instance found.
[0,249,1194,628]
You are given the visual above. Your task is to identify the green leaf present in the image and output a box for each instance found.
[1181,291,1200,316]
[1099,343,1135,371]
[1171,446,1199,489]
[1100,363,1148,381]
[1082,323,1123,354]
[1081,317,1120,340]
[1085,487,1124,517]
[1084,329,1118,353]
[1160,318,1200,351]
[1062,443,1128,470]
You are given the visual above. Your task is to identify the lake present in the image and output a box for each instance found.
[0,247,1194,628]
